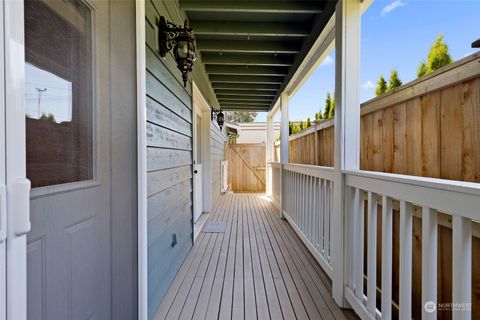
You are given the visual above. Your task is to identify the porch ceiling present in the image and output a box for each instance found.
[181,0,337,112]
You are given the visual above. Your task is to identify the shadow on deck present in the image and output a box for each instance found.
[155,193,357,320]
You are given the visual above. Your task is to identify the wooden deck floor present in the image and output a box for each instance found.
[154,193,358,320]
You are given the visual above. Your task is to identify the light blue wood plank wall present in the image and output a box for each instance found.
[145,1,226,318]
[145,1,193,318]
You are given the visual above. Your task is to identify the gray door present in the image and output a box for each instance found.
[25,0,112,319]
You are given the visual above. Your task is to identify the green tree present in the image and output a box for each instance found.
[226,111,257,123]
[388,70,402,91]
[289,122,301,135]
[40,113,56,123]
[426,35,452,72]
[315,112,323,120]
[329,96,335,118]
[375,75,387,96]
[417,61,427,77]
[323,92,333,119]
[306,117,311,127]
[417,35,453,78]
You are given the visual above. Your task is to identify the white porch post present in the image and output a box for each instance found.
[280,92,289,210]
[332,0,361,307]
[266,114,274,196]
[280,92,289,164]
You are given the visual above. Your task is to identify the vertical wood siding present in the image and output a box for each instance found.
[282,76,480,183]
[145,1,194,318]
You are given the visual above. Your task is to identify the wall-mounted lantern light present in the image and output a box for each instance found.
[211,107,225,131]
[158,17,196,87]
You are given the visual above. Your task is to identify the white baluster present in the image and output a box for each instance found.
[367,192,378,315]
[422,207,438,320]
[354,188,364,300]
[399,200,412,320]
[319,178,325,253]
[381,196,393,320]
[452,216,472,320]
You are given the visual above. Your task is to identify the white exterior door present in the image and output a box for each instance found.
[193,111,203,222]
[2,1,31,320]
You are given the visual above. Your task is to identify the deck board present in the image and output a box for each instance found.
[154,193,358,320]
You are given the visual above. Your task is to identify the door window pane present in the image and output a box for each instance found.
[25,0,93,188]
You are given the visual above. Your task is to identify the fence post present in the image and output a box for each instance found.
[332,0,361,307]
[280,92,289,212]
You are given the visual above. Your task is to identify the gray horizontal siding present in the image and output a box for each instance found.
[145,1,194,318]
[210,121,227,207]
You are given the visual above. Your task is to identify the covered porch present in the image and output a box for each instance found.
[155,193,357,320]
[141,0,480,319]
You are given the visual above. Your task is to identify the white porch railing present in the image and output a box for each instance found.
[344,170,479,320]
[269,162,282,207]
[268,164,479,320]
[282,163,335,278]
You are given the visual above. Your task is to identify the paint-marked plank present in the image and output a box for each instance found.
[254,196,319,320]
[245,196,270,320]
[191,196,231,320]
[242,196,258,320]
[218,195,240,319]
[203,195,237,319]
[259,196,336,320]
[232,196,245,320]
[249,196,285,319]
[179,197,230,320]
[249,196,296,319]
[269,198,352,320]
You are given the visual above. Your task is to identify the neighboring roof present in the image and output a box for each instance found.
[180,0,337,112]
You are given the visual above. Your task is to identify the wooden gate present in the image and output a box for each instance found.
[226,143,266,192]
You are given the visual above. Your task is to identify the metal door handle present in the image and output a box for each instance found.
[12,179,31,236]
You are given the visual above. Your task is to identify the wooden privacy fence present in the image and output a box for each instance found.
[273,53,480,318]
[226,143,266,192]
[275,52,480,183]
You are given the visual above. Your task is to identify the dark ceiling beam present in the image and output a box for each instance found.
[220,101,272,107]
[268,0,337,111]
[181,1,324,14]
[197,40,302,54]
[219,98,273,104]
[220,101,270,108]
[201,53,294,66]
[211,83,279,90]
[190,21,310,37]
[217,95,273,101]
[206,65,289,76]
[210,75,283,84]
[222,106,269,111]
[215,89,276,97]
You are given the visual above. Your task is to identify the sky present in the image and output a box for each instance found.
[25,63,73,123]
[256,0,480,122]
